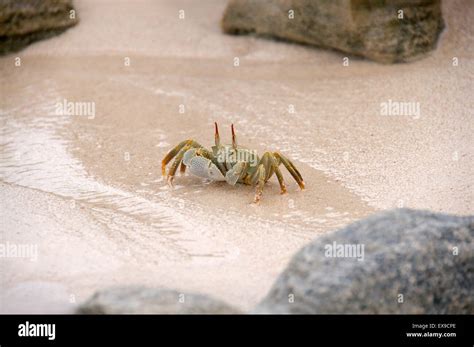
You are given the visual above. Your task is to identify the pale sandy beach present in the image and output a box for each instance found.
[0,0,473,313]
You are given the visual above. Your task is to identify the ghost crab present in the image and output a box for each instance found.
[161,123,305,203]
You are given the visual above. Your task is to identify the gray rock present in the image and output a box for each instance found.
[77,210,473,314]
[77,286,240,314]
[0,0,78,55]
[255,209,474,313]
[221,0,444,63]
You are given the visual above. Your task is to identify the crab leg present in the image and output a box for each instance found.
[269,154,287,194]
[179,161,186,174]
[273,152,305,190]
[167,145,193,185]
[162,139,202,176]
[272,164,287,194]
[261,152,287,194]
[253,164,266,203]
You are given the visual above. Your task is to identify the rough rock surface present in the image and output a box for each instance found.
[222,0,445,63]
[0,0,78,55]
[254,209,474,313]
[77,286,240,314]
[77,210,473,314]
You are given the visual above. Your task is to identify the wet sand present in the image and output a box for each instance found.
[1,0,473,312]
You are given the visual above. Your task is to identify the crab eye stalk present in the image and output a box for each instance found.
[214,122,220,146]
[231,123,237,149]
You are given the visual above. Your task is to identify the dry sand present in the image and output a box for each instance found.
[0,0,473,313]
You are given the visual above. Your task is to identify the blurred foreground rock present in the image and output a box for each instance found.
[77,287,240,314]
[0,0,78,55]
[255,209,474,313]
[222,0,444,63]
[78,209,473,314]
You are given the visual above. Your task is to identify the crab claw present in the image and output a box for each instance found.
[182,148,197,166]
[225,161,246,186]
[183,149,225,181]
